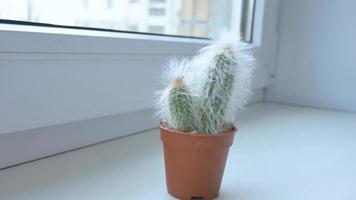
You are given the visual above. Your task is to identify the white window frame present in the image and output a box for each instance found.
[0,0,277,169]
[0,23,209,56]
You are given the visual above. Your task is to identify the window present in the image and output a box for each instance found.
[148,25,165,34]
[0,0,255,40]
[107,0,113,9]
[149,8,166,16]
[83,0,89,9]
[150,0,166,3]
[127,24,138,31]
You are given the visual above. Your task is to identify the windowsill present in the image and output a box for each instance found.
[1,102,356,200]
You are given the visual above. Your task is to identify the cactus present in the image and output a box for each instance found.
[199,49,237,133]
[154,32,254,134]
[168,77,195,132]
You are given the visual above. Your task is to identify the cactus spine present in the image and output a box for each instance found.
[168,77,195,132]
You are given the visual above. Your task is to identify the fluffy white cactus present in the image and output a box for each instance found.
[154,59,196,131]
[154,32,255,134]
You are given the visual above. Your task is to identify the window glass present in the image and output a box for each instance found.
[0,0,255,39]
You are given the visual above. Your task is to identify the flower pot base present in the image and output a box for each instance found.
[168,190,219,200]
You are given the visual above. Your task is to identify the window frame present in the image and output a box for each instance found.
[0,0,259,56]
[0,21,209,56]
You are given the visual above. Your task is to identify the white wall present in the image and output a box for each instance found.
[266,0,356,111]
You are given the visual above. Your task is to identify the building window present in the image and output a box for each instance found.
[107,0,113,9]
[148,25,165,34]
[127,24,138,32]
[150,0,166,3]
[149,8,166,16]
[83,0,89,9]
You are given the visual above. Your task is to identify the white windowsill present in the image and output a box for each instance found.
[1,102,355,200]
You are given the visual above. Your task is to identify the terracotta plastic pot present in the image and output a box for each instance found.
[160,126,236,200]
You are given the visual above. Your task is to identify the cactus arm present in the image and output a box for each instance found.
[199,51,237,133]
[169,78,195,132]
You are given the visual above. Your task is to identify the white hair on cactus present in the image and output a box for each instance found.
[161,58,190,84]
[154,86,173,127]
[218,32,255,120]
[154,58,195,130]
[191,31,255,130]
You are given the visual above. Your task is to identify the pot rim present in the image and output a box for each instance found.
[159,125,237,137]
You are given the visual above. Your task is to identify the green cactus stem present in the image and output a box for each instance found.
[200,49,236,133]
[169,77,195,132]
